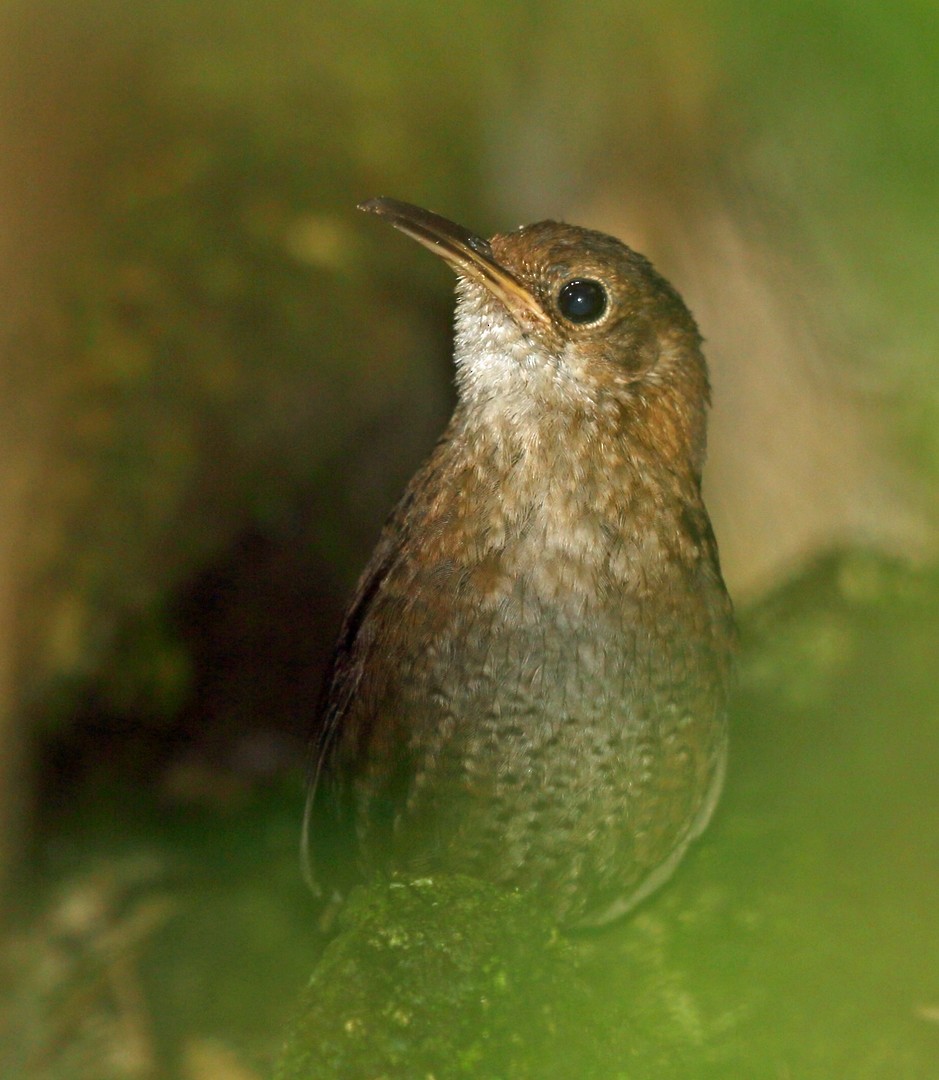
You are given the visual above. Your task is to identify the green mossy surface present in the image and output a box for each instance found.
[275,877,588,1079]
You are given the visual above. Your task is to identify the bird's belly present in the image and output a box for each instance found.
[354,581,727,925]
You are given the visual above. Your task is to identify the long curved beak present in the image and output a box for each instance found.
[358,198,548,325]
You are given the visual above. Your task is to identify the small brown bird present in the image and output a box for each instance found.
[303,199,734,927]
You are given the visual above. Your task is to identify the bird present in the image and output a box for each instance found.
[303,198,735,928]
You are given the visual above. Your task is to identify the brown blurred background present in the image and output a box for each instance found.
[0,2,937,1075]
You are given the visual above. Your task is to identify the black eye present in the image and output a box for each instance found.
[557,278,608,324]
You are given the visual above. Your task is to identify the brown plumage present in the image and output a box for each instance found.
[303,199,735,927]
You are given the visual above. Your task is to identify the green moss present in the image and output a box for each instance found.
[275,876,593,1079]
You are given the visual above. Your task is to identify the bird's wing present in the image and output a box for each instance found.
[300,482,423,893]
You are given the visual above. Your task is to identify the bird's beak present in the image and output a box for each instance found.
[358,198,548,326]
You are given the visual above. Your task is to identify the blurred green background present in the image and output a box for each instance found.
[0,1,937,1077]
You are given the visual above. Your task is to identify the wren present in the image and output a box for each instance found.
[303,198,735,928]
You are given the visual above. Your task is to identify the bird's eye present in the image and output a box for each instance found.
[556,279,608,324]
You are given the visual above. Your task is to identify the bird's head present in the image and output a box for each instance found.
[359,198,711,476]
